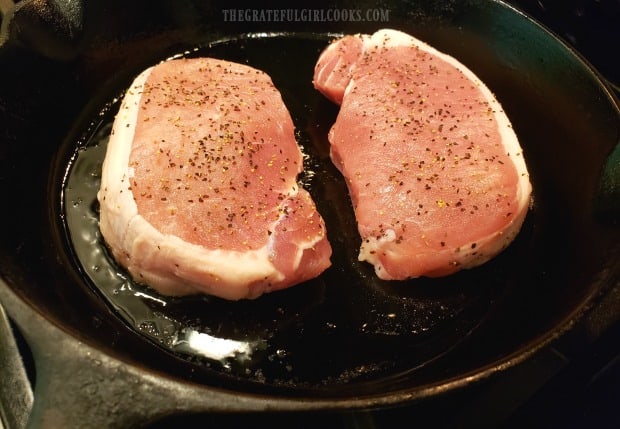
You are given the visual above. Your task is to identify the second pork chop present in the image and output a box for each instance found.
[313,29,532,280]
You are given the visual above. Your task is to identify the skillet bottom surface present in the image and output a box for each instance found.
[61,34,514,392]
[50,26,618,397]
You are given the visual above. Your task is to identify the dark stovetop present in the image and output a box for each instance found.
[505,0,619,88]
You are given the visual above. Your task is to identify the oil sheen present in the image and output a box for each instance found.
[62,34,498,388]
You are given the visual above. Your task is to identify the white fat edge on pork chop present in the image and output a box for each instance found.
[97,65,326,300]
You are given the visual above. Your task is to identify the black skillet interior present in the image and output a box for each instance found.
[0,0,618,400]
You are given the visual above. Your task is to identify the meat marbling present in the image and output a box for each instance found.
[98,57,332,300]
[313,29,532,280]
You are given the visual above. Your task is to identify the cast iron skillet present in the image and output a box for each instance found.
[0,0,618,428]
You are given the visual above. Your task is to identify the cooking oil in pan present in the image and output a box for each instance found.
[62,34,505,389]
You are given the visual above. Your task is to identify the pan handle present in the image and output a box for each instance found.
[595,137,620,223]
[0,282,292,429]
[593,75,620,223]
[0,302,33,429]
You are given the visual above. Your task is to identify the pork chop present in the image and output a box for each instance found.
[98,57,332,300]
[313,29,531,280]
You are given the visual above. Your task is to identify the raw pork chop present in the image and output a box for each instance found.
[98,57,331,300]
[313,29,531,280]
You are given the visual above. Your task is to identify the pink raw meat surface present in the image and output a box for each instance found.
[98,57,331,300]
[313,29,531,280]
